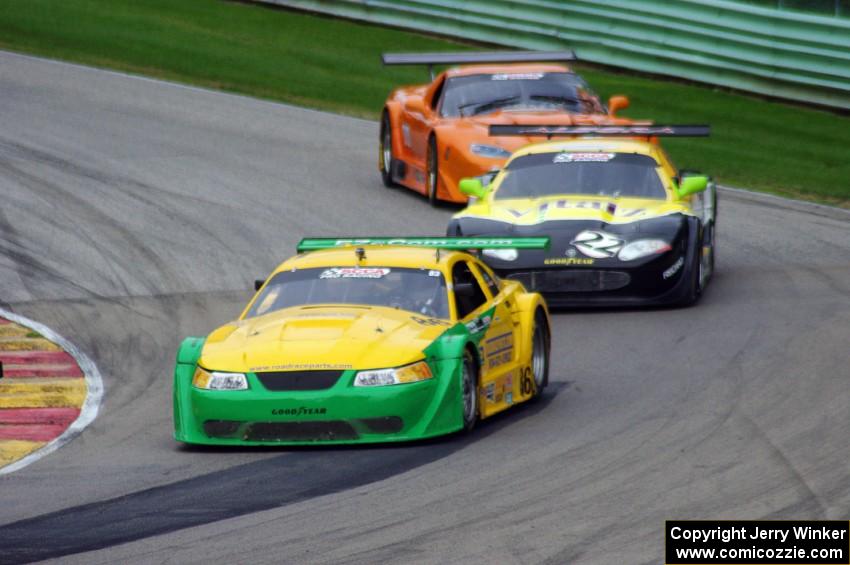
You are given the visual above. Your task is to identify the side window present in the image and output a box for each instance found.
[451,261,488,319]
[475,264,501,298]
[430,76,446,111]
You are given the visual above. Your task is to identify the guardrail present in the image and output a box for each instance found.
[258,0,850,110]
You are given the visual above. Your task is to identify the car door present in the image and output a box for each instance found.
[450,259,516,417]
[468,261,521,413]
[401,75,444,168]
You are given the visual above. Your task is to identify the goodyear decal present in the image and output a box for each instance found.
[544,257,594,266]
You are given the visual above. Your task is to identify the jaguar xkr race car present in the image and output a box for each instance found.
[446,125,717,307]
[379,51,632,205]
[173,237,551,445]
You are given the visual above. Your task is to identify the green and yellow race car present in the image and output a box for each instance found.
[173,237,551,445]
[447,125,717,307]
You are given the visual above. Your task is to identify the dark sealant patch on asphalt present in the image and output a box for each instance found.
[0,385,564,564]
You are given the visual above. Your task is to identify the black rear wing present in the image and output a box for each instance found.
[381,51,576,66]
[489,124,711,139]
[382,51,576,79]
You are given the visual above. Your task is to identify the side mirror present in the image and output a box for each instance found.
[405,98,427,115]
[478,170,498,187]
[676,175,708,199]
[608,95,630,116]
[254,279,265,291]
[459,177,489,199]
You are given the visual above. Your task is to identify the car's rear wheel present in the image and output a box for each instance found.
[461,349,479,432]
[379,112,395,188]
[531,310,550,398]
[426,136,439,206]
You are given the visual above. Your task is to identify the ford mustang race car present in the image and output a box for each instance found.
[379,51,632,205]
[173,237,551,445]
[446,125,716,307]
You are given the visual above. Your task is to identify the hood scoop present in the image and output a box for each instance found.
[280,318,349,341]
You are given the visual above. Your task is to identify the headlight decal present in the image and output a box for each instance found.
[193,367,249,390]
[469,144,512,159]
[617,239,672,261]
[354,360,434,387]
[482,248,518,262]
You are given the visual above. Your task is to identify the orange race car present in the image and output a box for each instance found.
[379,51,633,205]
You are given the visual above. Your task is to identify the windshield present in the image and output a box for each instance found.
[246,267,449,319]
[440,72,603,118]
[495,152,666,200]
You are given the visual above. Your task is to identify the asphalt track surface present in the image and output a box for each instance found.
[1,51,849,564]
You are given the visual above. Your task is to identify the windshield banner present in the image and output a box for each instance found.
[297,237,550,252]
[489,124,710,137]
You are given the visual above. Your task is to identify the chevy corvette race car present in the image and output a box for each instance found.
[173,237,551,445]
[379,51,632,205]
[447,125,717,307]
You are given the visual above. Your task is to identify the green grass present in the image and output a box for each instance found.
[1,0,849,206]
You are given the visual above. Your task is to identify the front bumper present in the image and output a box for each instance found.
[173,359,464,445]
[496,249,693,308]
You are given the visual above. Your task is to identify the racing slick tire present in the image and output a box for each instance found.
[426,135,440,207]
[704,221,716,282]
[379,111,396,188]
[531,310,550,399]
[461,348,479,432]
[677,233,704,307]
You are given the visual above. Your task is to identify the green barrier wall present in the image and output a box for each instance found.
[259,0,850,109]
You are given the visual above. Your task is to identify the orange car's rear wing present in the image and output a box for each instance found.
[382,51,577,79]
[489,124,710,139]
[381,51,577,66]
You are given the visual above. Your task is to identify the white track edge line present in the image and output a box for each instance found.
[0,307,104,475]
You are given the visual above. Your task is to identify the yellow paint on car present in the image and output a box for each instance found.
[455,138,696,225]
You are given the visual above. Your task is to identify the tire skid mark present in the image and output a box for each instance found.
[0,204,107,303]
[0,137,261,291]
[0,148,171,298]
[737,413,828,517]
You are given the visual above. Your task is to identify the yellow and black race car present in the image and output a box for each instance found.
[446,125,716,307]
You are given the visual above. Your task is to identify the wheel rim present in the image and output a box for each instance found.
[532,326,546,388]
[427,145,437,199]
[698,237,708,290]
[462,358,476,423]
[381,123,391,175]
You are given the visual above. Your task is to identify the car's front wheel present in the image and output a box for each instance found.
[461,349,479,432]
[379,112,395,188]
[677,233,704,307]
